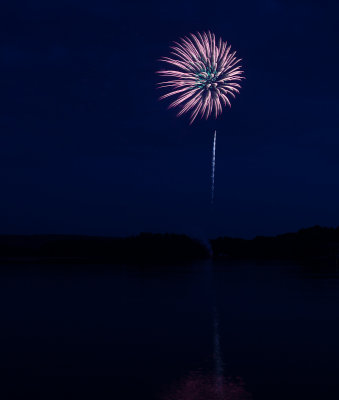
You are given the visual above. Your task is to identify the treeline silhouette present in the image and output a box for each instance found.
[1,226,339,265]
[211,225,339,263]
[0,233,209,264]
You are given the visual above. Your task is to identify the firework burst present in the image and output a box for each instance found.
[157,31,244,124]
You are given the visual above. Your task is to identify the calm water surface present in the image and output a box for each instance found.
[0,260,339,399]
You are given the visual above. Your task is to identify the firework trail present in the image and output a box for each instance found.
[211,130,217,205]
[157,31,244,124]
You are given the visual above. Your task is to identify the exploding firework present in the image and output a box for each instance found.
[157,31,244,124]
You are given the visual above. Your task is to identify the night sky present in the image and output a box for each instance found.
[1,0,339,238]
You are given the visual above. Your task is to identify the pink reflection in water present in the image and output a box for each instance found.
[163,371,252,400]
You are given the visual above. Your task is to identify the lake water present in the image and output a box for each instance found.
[1,260,339,399]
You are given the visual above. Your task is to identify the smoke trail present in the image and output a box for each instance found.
[211,130,217,205]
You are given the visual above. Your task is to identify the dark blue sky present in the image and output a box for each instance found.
[1,0,339,238]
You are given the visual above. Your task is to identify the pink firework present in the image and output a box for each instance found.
[157,31,244,124]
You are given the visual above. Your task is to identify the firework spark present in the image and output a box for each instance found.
[157,31,244,124]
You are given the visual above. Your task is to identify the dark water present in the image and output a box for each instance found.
[1,261,339,399]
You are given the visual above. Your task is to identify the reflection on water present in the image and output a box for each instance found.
[2,261,339,399]
[163,372,252,400]
[163,266,252,400]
